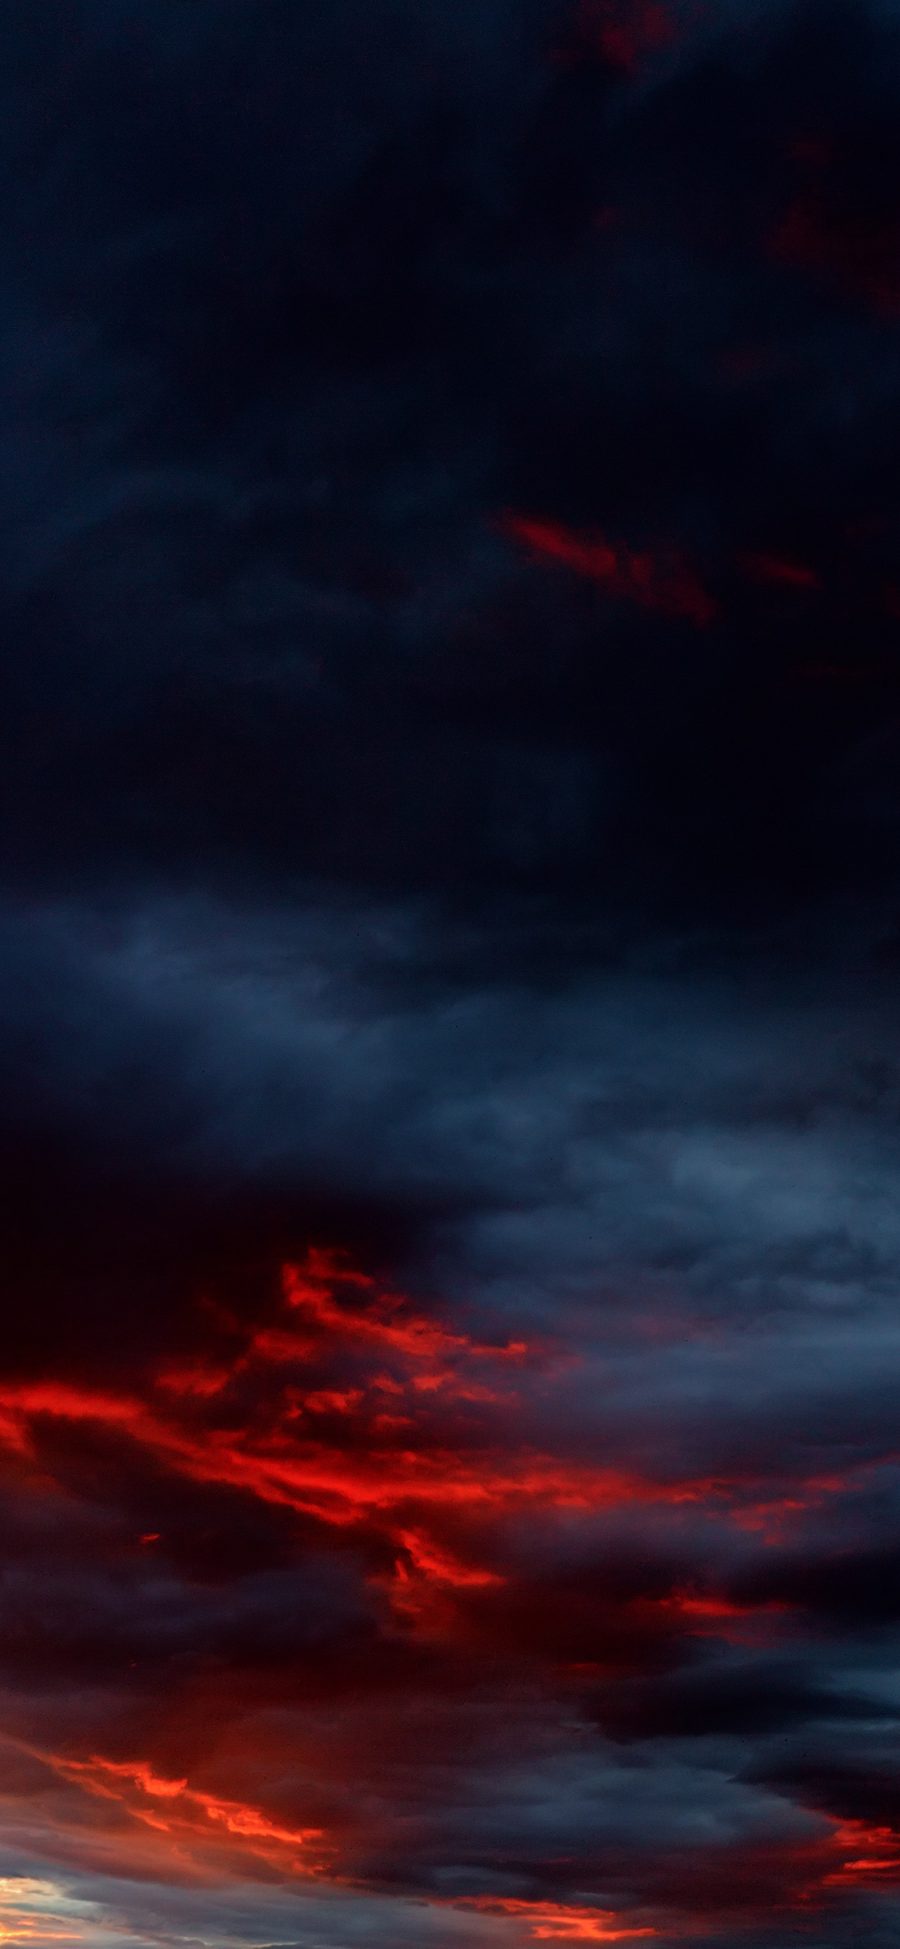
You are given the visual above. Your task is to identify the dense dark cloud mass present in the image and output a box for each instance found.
[2,5,900,1947]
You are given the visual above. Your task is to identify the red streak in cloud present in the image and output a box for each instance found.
[730,1463,898,1542]
[156,1361,231,1398]
[640,1588,795,1645]
[173,1440,675,1528]
[458,1896,657,1940]
[49,1753,328,1872]
[286,1245,376,1297]
[0,1933,78,1945]
[823,1819,900,1886]
[0,1360,885,1561]
[0,1383,139,1426]
[297,1387,366,1416]
[0,1921,80,1946]
[396,1530,500,1586]
[0,1374,659,1531]
[70,1758,188,1799]
[282,1251,528,1368]
[2,1281,892,1623]
[502,514,716,626]
[394,1528,503,1589]
[740,553,820,590]
[386,1529,504,1626]
[671,1593,746,1620]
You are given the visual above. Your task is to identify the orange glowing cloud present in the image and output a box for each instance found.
[457,1896,657,1940]
[0,1886,84,1949]
[0,1923,81,1945]
[45,1752,330,1877]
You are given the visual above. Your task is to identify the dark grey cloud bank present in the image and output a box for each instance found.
[2,4,900,1948]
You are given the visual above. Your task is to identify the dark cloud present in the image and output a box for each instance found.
[596,1659,897,1740]
[733,1542,900,1626]
[2,3,900,1948]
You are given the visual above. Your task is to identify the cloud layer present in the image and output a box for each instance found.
[3,3,900,1947]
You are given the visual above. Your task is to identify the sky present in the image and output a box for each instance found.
[2,3,900,1946]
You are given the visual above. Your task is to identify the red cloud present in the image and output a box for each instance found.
[457,1897,658,1940]
[1,1247,898,1942]
[42,1750,332,1879]
[501,514,717,626]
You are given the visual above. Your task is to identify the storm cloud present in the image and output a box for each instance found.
[2,4,900,1948]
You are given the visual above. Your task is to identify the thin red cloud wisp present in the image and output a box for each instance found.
[501,514,717,625]
[457,1897,658,1940]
